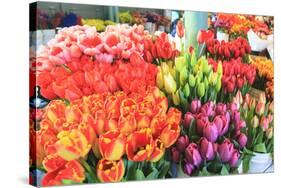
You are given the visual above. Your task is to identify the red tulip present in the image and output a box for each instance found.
[197,30,214,44]
[176,20,185,38]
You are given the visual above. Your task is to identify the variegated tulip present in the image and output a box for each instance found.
[97,159,125,182]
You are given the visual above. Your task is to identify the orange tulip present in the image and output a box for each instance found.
[118,114,137,136]
[126,128,154,161]
[55,129,91,161]
[104,119,119,133]
[98,130,126,161]
[135,112,150,130]
[120,98,138,117]
[42,159,85,186]
[42,154,67,172]
[45,100,66,124]
[150,114,167,138]
[65,104,82,123]
[160,122,180,148]
[97,158,125,182]
[149,139,165,162]
[78,122,96,145]
[166,107,182,125]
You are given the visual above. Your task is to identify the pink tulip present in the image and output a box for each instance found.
[228,102,238,113]
[199,137,215,161]
[218,139,234,162]
[183,112,194,129]
[196,114,209,135]
[215,103,227,115]
[235,120,246,131]
[183,162,194,175]
[229,150,240,168]
[185,143,202,167]
[260,116,270,131]
[190,100,201,114]
[176,135,189,152]
[237,133,247,148]
[255,102,265,116]
[232,111,241,125]
[203,122,219,142]
[200,101,215,117]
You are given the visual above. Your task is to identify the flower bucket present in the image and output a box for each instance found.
[216,31,229,42]
[247,29,272,52]
[43,29,56,44]
[248,152,273,173]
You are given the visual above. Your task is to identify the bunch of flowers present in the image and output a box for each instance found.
[81,18,116,31]
[156,50,223,112]
[232,91,273,172]
[143,32,179,63]
[36,8,64,29]
[37,52,157,101]
[31,87,181,186]
[208,58,256,100]
[214,14,232,33]
[171,100,247,176]
[131,12,147,25]
[250,56,274,100]
[206,37,251,60]
[118,11,133,24]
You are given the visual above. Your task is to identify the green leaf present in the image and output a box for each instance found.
[220,165,229,175]
[146,168,159,180]
[253,143,267,153]
[85,172,95,183]
[135,169,146,180]
[125,160,138,180]
[242,155,252,173]
[254,131,264,145]
[158,160,170,178]
[62,179,80,185]
[198,166,210,176]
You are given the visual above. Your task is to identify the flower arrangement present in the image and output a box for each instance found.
[232,92,273,172]
[206,37,251,61]
[156,51,222,112]
[31,86,181,186]
[249,55,274,100]
[208,58,256,99]
[171,100,247,176]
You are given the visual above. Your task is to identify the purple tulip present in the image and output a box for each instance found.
[183,162,194,175]
[171,147,180,163]
[215,103,227,115]
[190,100,201,114]
[196,114,209,135]
[217,114,230,136]
[200,101,215,117]
[185,143,202,167]
[183,112,194,129]
[203,122,219,142]
[232,111,241,125]
[218,139,235,162]
[199,137,215,161]
[229,149,240,168]
[176,135,189,152]
[237,133,247,148]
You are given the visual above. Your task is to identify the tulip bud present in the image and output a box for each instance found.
[190,100,201,114]
[237,133,247,148]
[183,112,194,129]
[251,115,259,128]
[175,56,186,72]
[217,61,223,76]
[215,79,222,92]
[188,74,196,87]
[211,72,218,86]
[185,143,202,167]
[201,57,209,75]
[180,68,188,86]
[172,90,180,106]
[197,82,205,98]
[199,137,215,161]
[164,73,177,94]
[156,67,164,89]
[204,76,209,91]
[255,102,265,116]
[171,147,180,163]
[208,71,213,85]
[191,51,197,67]
[203,122,219,142]
[176,135,190,152]
[161,62,170,75]
[183,162,194,176]
[218,139,234,163]
[183,83,190,98]
[268,102,274,114]
[266,127,273,139]
[260,116,270,131]
[229,150,240,168]
[249,98,257,111]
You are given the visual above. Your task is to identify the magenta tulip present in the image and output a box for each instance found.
[196,114,209,135]
[203,122,219,142]
[183,162,194,175]
[200,101,215,117]
[215,103,227,115]
[232,111,241,125]
[171,147,180,163]
[185,143,202,167]
[228,102,238,113]
[229,149,240,168]
[235,120,246,131]
[237,133,247,148]
[190,100,201,114]
[218,139,235,162]
[183,112,194,129]
[199,137,215,161]
[176,135,189,152]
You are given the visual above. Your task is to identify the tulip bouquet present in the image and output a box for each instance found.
[206,37,251,61]
[30,86,182,186]
[170,100,247,176]
[208,58,256,101]
[249,55,274,101]
[156,50,223,113]
[232,92,274,172]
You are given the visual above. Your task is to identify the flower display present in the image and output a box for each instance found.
[82,18,116,31]
[206,37,251,60]
[172,100,247,176]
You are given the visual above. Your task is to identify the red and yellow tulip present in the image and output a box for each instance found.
[97,159,125,182]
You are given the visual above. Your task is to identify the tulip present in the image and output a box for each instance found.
[228,102,238,112]
[183,83,190,98]
[200,101,215,117]
[268,101,274,114]
[126,128,154,161]
[260,116,270,131]
[188,74,196,87]
[232,111,241,125]
[176,135,189,152]
[55,129,91,161]
[46,100,66,124]
[199,137,215,161]
[175,56,186,72]
[149,139,165,162]
[156,68,164,89]
[97,159,125,182]
[196,115,209,135]
[118,115,137,136]
[203,122,219,142]
[215,103,227,115]
[171,147,180,163]
[251,115,259,128]
[172,90,180,106]
[237,133,247,148]
[160,122,180,148]
[190,100,201,114]
[184,143,202,167]
[161,62,170,75]
[197,30,214,44]
[235,120,246,131]
[180,68,188,86]
[255,102,265,116]
[217,61,223,76]
[197,82,205,98]
[183,112,194,129]
[164,73,177,94]
[218,139,234,163]
[98,130,126,161]
[176,20,185,38]
[229,150,240,168]
[183,162,194,176]
[266,127,273,139]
